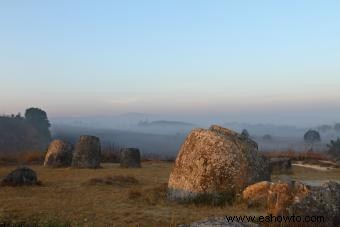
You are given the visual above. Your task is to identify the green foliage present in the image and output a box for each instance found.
[327,138,340,159]
[304,130,321,144]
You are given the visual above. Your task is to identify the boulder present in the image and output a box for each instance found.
[1,167,38,186]
[168,125,271,203]
[242,181,310,215]
[44,139,73,167]
[120,148,141,168]
[288,181,340,226]
[72,135,101,168]
[269,158,292,173]
[243,181,340,226]
[178,217,259,227]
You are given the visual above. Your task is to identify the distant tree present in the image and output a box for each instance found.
[263,134,272,141]
[25,107,51,149]
[327,138,340,159]
[241,129,249,138]
[0,115,41,153]
[304,130,321,144]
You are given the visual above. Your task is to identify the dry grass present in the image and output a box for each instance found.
[84,175,139,186]
[0,162,259,226]
[0,162,339,226]
[0,151,45,166]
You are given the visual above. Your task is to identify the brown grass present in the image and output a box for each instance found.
[0,162,339,226]
[0,151,45,166]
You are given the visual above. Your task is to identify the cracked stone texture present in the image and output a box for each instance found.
[120,148,141,168]
[168,125,271,201]
[288,181,340,226]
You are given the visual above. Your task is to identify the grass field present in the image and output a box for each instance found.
[0,161,339,226]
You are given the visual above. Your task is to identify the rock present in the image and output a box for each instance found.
[242,181,310,215]
[178,217,259,227]
[288,181,340,226]
[120,148,141,168]
[168,125,271,203]
[269,158,292,173]
[243,181,340,225]
[1,167,38,186]
[44,139,73,167]
[72,135,101,168]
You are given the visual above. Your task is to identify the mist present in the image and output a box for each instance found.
[50,111,340,158]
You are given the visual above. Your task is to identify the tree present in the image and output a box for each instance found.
[327,138,340,159]
[25,107,51,149]
[241,129,249,138]
[304,130,321,144]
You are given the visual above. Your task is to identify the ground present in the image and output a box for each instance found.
[0,161,339,226]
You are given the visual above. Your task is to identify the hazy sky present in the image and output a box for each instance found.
[1,1,340,125]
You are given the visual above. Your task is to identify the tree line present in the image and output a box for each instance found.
[0,108,51,153]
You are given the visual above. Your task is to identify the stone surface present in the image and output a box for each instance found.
[288,181,340,226]
[243,180,340,226]
[242,181,310,215]
[1,167,38,186]
[72,135,101,168]
[269,158,292,173]
[44,139,73,167]
[168,125,271,202]
[120,148,141,168]
[178,217,259,227]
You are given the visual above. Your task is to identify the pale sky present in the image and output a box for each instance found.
[1,1,340,125]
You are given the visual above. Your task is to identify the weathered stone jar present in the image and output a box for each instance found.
[44,139,73,167]
[72,135,101,168]
[168,125,271,203]
[120,148,141,168]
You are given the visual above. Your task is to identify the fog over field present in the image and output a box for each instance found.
[50,112,340,157]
